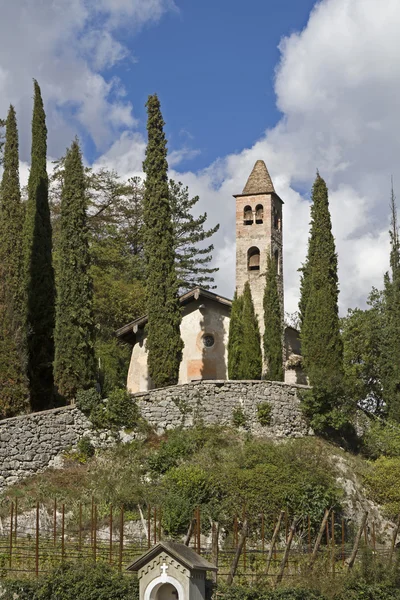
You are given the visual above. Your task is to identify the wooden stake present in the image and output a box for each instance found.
[91,495,94,546]
[184,519,195,546]
[14,497,18,543]
[119,507,124,572]
[110,505,113,564]
[266,511,284,575]
[147,505,151,549]
[61,504,65,562]
[93,504,97,561]
[276,518,297,585]
[53,499,57,547]
[372,521,376,553]
[153,506,157,545]
[308,514,311,555]
[197,507,201,553]
[226,518,248,586]
[79,503,82,551]
[309,509,330,569]
[9,502,13,569]
[233,515,238,549]
[211,520,219,583]
[347,511,368,569]
[331,511,335,577]
[342,518,345,564]
[35,502,39,577]
[158,507,162,542]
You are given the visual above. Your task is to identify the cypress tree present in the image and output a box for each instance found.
[54,139,96,399]
[240,282,262,379]
[143,94,183,388]
[24,80,55,410]
[300,174,342,385]
[0,106,29,417]
[263,254,283,381]
[228,292,244,379]
[381,186,400,422]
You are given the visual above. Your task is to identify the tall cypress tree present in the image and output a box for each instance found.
[228,292,244,379]
[24,80,55,410]
[54,139,96,399]
[263,254,283,381]
[381,186,400,422]
[0,106,29,417]
[240,282,262,380]
[143,94,183,388]
[301,174,342,384]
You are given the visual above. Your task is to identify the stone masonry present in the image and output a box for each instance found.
[0,380,311,492]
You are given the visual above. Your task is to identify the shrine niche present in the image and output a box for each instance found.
[127,541,218,600]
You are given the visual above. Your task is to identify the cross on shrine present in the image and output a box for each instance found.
[160,563,168,576]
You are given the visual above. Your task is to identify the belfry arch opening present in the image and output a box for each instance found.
[248,247,260,271]
[243,205,253,225]
[255,204,263,224]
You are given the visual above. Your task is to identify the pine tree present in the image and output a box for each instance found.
[54,139,96,399]
[300,174,344,432]
[143,94,183,388]
[169,179,219,290]
[381,185,400,421]
[228,292,244,379]
[263,254,283,381]
[240,282,262,379]
[24,80,55,410]
[0,106,29,417]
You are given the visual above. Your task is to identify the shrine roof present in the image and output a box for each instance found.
[116,287,232,345]
[126,541,218,572]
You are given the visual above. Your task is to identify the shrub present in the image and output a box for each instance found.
[75,387,100,414]
[364,455,400,517]
[232,406,247,428]
[106,388,139,430]
[0,562,139,600]
[362,419,400,458]
[76,436,95,460]
[257,402,272,426]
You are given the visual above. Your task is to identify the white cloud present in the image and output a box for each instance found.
[0,0,175,158]
[93,0,400,316]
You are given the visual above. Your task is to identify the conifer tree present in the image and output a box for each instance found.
[263,254,283,381]
[228,292,244,379]
[240,282,262,379]
[143,94,183,388]
[300,174,344,433]
[0,106,29,417]
[54,139,96,399]
[381,186,400,422]
[24,80,55,410]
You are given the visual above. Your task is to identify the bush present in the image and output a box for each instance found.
[76,436,95,459]
[362,419,400,458]
[75,387,100,414]
[0,562,139,600]
[106,388,139,430]
[232,406,247,428]
[257,402,272,426]
[364,455,400,517]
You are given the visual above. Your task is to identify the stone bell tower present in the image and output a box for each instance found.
[234,160,284,338]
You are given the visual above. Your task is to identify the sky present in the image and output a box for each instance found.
[0,0,398,315]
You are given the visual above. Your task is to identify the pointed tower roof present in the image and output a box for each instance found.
[242,160,276,195]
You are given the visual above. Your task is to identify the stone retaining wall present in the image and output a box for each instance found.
[136,380,312,437]
[0,380,311,492]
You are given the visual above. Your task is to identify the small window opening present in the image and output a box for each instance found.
[274,249,280,274]
[274,207,281,231]
[255,204,264,224]
[243,205,253,225]
[248,247,260,271]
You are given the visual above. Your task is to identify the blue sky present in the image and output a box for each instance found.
[103,0,317,172]
[0,0,399,313]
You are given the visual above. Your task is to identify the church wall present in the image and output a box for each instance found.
[126,299,230,393]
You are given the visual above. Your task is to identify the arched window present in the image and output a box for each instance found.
[248,247,260,271]
[255,204,264,224]
[243,205,253,225]
[274,208,281,231]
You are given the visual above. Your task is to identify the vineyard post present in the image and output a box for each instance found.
[93,504,97,562]
[266,511,284,575]
[79,503,82,551]
[110,505,113,564]
[275,517,297,585]
[35,502,39,577]
[53,499,57,547]
[309,509,330,569]
[119,507,124,573]
[347,511,368,569]
[9,502,13,569]
[61,504,65,562]
[147,505,151,549]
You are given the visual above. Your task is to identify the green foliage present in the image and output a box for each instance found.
[0,105,30,417]
[105,388,139,429]
[364,455,400,517]
[263,254,283,381]
[241,282,262,379]
[75,387,100,414]
[54,139,96,399]
[362,419,400,458]
[169,179,219,290]
[299,174,344,433]
[342,292,384,415]
[23,80,55,411]
[217,586,324,600]
[232,406,248,428]
[380,187,400,422]
[76,436,95,459]
[257,402,272,426]
[1,562,139,600]
[143,94,183,388]
[161,464,215,536]
[228,292,244,379]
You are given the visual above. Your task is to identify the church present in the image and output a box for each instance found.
[116,160,304,392]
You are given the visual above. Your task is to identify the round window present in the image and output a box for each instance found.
[202,334,215,348]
